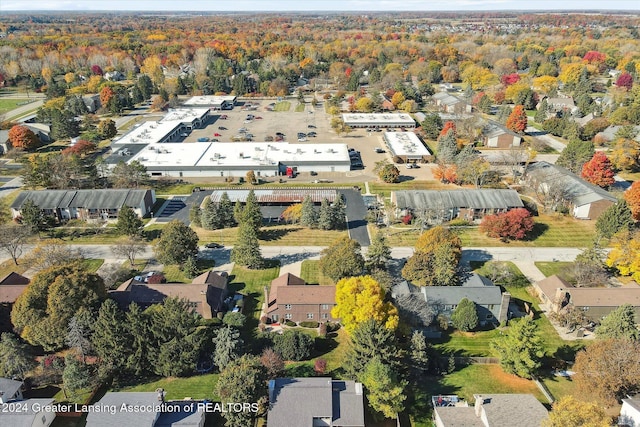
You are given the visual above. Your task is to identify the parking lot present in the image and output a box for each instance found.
[178,97,435,183]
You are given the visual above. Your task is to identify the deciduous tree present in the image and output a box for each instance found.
[490,317,544,379]
[110,161,148,188]
[8,125,38,150]
[273,329,314,361]
[379,164,400,183]
[606,230,640,282]
[556,139,594,174]
[505,105,528,134]
[543,396,610,427]
[581,152,615,188]
[154,220,199,267]
[0,225,31,265]
[259,348,284,379]
[331,275,399,333]
[624,181,640,221]
[573,339,640,405]
[480,208,534,241]
[319,236,364,282]
[97,119,117,139]
[216,355,267,427]
[451,298,478,332]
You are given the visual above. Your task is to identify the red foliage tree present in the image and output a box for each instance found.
[583,51,606,63]
[314,358,327,376]
[146,273,166,284]
[494,91,506,105]
[501,73,521,86]
[471,92,486,105]
[616,72,634,91]
[91,65,104,75]
[62,140,96,156]
[8,125,39,150]
[581,152,615,188]
[439,121,457,138]
[480,208,534,241]
[505,105,528,134]
[624,181,640,221]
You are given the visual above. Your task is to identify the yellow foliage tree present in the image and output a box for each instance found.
[354,97,374,112]
[606,230,640,281]
[331,275,399,333]
[558,63,585,85]
[391,91,405,108]
[505,82,530,103]
[415,226,462,256]
[281,204,302,224]
[532,76,559,95]
[142,55,164,85]
[86,75,104,93]
[460,64,498,90]
[543,396,610,427]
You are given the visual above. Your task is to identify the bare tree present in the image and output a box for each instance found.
[526,172,572,213]
[394,293,436,328]
[111,236,146,266]
[23,239,84,271]
[500,145,529,180]
[0,225,31,265]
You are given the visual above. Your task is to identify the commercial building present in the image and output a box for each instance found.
[183,95,237,110]
[11,189,156,221]
[342,113,416,128]
[112,108,210,145]
[111,141,351,178]
[382,131,433,163]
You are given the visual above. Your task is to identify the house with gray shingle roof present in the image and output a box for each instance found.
[0,397,56,427]
[392,273,511,325]
[391,189,524,224]
[267,378,365,427]
[432,92,472,115]
[0,377,24,403]
[525,161,617,220]
[10,189,155,222]
[482,121,522,148]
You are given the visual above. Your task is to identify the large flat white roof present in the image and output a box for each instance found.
[183,95,237,106]
[342,113,416,125]
[113,108,209,145]
[383,132,431,157]
[129,142,351,168]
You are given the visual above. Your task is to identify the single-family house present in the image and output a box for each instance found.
[595,125,640,144]
[0,377,24,403]
[87,392,204,427]
[524,161,618,220]
[22,123,51,144]
[0,397,56,427]
[110,270,228,319]
[482,121,523,148]
[0,272,30,304]
[432,92,472,115]
[82,94,102,113]
[620,395,640,427]
[541,96,578,115]
[391,189,524,224]
[380,93,395,111]
[0,130,9,154]
[392,274,511,324]
[433,394,548,427]
[534,275,640,322]
[104,70,125,81]
[266,273,337,324]
[10,189,156,222]
[267,378,365,427]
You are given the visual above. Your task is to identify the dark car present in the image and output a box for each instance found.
[205,242,223,249]
[218,126,227,130]
[276,132,285,136]
[307,124,316,128]
[310,171,318,176]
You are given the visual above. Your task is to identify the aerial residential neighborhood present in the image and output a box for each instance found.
[0,3,640,427]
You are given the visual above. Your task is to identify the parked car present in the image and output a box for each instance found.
[220,115,228,119]
[374,148,385,153]
[197,137,210,142]
[214,133,222,137]
[307,131,317,137]
[180,133,189,137]
[205,242,223,249]
[218,126,227,130]
[307,124,316,128]
[310,171,318,176]
[276,132,285,136]
[255,116,263,119]
[351,162,363,168]
[406,163,419,169]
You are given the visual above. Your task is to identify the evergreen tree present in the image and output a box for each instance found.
[189,204,202,228]
[361,357,407,421]
[241,190,263,232]
[330,196,346,229]
[451,298,479,331]
[596,200,634,239]
[66,309,93,363]
[201,197,216,229]
[216,355,267,427]
[182,256,199,279]
[365,231,392,271]
[318,198,333,230]
[233,200,244,224]
[213,326,243,371]
[91,299,131,374]
[595,304,638,340]
[319,236,364,282]
[116,205,143,237]
[534,99,548,123]
[421,113,443,139]
[124,303,151,376]
[490,317,544,379]
[273,329,314,361]
[343,319,400,380]
[300,195,317,228]
[409,331,430,378]
[0,333,36,381]
[556,139,595,174]
[20,199,43,234]
[437,130,457,164]
[496,105,512,124]
[63,354,91,397]
[154,220,199,266]
[231,221,263,269]
[218,192,236,228]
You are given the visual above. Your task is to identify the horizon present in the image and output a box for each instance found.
[1,0,639,12]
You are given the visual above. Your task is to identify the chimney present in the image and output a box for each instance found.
[268,380,276,403]
[201,287,212,320]
[156,388,165,403]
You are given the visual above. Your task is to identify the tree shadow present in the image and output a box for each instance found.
[285,363,315,377]
[313,335,339,357]
[524,222,549,241]
[259,227,300,242]
[143,229,162,241]
[397,175,416,183]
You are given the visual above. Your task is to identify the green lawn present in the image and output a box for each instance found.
[81,258,104,273]
[120,373,220,400]
[229,263,280,324]
[433,329,502,357]
[162,259,216,283]
[273,101,291,112]
[0,98,28,114]
[385,214,597,248]
[283,328,349,378]
[535,261,573,279]
[369,180,455,198]
[300,260,334,285]
[541,374,578,401]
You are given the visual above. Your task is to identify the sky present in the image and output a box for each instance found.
[1,0,639,12]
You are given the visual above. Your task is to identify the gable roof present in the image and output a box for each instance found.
[267,378,364,427]
[0,398,55,427]
[86,392,160,427]
[11,189,153,211]
[191,270,227,288]
[483,120,521,139]
[566,285,640,308]
[393,189,523,211]
[0,272,30,287]
[271,273,306,288]
[536,275,572,300]
[0,378,23,401]
[474,394,548,427]
[525,161,618,206]
[0,272,30,303]
[393,274,503,306]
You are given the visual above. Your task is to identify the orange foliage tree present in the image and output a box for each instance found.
[581,152,615,188]
[8,125,39,150]
[624,181,640,221]
[505,105,528,134]
[433,163,457,184]
[439,121,456,139]
[62,140,96,156]
[480,208,534,241]
[99,86,114,107]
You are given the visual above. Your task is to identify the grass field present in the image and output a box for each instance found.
[81,258,104,273]
[273,101,291,112]
[369,180,455,198]
[156,181,365,195]
[229,263,280,325]
[196,224,347,247]
[383,214,597,248]
[299,260,334,285]
[162,259,216,283]
[0,98,28,114]
[535,261,573,278]
[120,373,220,400]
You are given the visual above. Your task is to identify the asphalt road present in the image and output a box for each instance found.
[526,127,566,152]
[339,188,370,246]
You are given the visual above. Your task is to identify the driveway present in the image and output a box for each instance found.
[155,191,209,224]
[526,127,566,152]
[338,189,370,246]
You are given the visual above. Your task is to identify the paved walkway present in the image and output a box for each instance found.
[512,261,547,283]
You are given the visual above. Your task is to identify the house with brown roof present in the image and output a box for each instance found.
[266,273,338,324]
[0,272,30,304]
[110,271,228,319]
[534,275,640,322]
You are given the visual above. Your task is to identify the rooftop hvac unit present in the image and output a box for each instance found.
[239,152,244,158]
[296,149,302,154]
[214,153,220,159]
